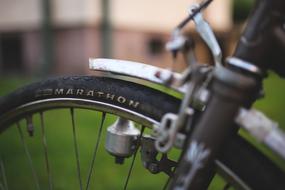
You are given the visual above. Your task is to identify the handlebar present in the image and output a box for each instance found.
[233,0,285,75]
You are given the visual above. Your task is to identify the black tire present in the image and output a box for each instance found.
[0,76,180,128]
[0,76,284,189]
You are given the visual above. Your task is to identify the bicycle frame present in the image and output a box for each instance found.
[170,0,285,189]
[234,0,285,75]
[88,0,285,189]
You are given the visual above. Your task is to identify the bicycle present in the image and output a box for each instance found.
[0,0,285,189]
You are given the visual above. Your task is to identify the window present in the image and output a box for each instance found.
[0,33,23,73]
[147,37,164,56]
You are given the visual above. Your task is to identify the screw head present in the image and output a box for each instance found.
[148,163,159,174]
[115,156,125,165]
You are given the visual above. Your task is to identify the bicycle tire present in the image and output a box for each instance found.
[0,76,284,189]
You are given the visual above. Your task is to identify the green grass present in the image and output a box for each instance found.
[0,74,284,189]
[254,73,285,128]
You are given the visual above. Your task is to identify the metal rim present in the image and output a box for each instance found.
[0,97,249,189]
[0,98,158,132]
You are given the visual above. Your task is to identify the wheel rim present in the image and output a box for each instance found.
[0,98,250,189]
[0,98,172,190]
[0,98,159,132]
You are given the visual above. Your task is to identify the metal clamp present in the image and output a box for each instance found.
[141,136,177,176]
[226,57,263,76]
[155,113,179,153]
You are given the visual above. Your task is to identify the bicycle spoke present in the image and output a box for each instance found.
[123,126,145,190]
[85,112,106,190]
[163,162,178,190]
[17,122,40,190]
[0,157,8,190]
[162,177,171,190]
[40,112,53,190]
[70,108,83,190]
[223,183,231,190]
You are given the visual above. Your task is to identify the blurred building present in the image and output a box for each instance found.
[0,0,233,75]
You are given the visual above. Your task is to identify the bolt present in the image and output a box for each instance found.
[155,71,161,79]
[115,156,125,165]
[131,145,136,151]
[148,163,159,174]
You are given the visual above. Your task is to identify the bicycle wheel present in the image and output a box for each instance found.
[0,76,284,189]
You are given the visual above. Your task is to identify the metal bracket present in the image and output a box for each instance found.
[141,136,177,177]
[154,65,212,153]
[226,57,263,76]
[190,5,222,67]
